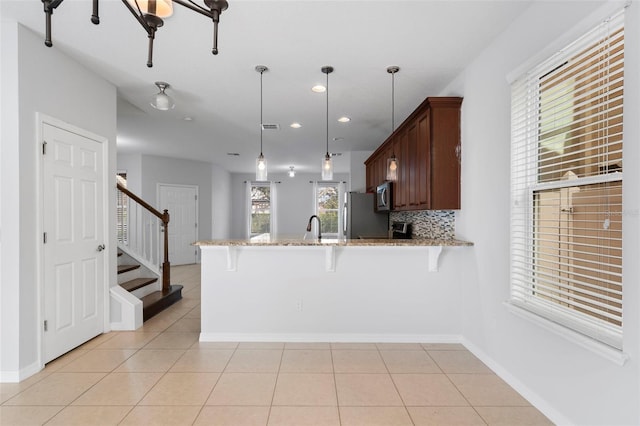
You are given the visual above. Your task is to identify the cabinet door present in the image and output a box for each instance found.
[416,111,430,208]
[394,129,408,210]
[407,120,419,208]
[430,104,461,209]
[365,161,375,193]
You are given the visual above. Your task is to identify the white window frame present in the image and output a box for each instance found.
[313,181,345,239]
[509,10,625,353]
[247,181,277,240]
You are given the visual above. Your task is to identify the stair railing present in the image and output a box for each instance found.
[116,183,170,293]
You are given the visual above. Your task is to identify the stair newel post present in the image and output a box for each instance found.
[162,209,170,294]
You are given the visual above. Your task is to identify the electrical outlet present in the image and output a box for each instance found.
[295,299,303,312]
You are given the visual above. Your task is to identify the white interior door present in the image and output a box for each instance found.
[42,122,105,363]
[159,184,198,265]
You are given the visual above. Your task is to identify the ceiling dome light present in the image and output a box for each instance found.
[312,85,326,93]
[150,81,175,110]
[290,122,302,129]
[338,116,351,123]
[288,166,296,178]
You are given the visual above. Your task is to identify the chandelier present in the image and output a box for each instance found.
[41,0,229,67]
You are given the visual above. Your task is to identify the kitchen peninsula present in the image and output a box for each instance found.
[195,237,472,343]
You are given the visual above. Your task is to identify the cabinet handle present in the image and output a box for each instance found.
[455,145,461,163]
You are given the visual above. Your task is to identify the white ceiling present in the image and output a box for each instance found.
[1,0,532,174]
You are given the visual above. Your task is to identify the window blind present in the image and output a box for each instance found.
[510,11,624,349]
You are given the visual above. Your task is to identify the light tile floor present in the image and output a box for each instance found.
[0,264,554,425]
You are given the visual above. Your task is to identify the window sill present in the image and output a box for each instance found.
[504,301,629,366]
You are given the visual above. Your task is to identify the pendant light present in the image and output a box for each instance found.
[43,0,228,68]
[255,65,269,181]
[321,66,334,181]
[386,66,400,181]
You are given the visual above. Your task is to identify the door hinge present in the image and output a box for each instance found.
[195,223,198,228]
[195,195,197,200]
[44,320,48,332]
[43,232,47,244]
[42,141,47,155]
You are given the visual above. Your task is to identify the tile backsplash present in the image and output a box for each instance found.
[389,210,455,239]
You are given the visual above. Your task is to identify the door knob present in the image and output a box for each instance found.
[96,244,106,252]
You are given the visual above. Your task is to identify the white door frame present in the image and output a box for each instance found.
[157,183,199,264]
[35,113,111,369]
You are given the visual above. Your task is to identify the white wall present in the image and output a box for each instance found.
[200,245,465,340]
[229,173,350,239]
[117,153,232,242]
[212,164,232,239]
[350,150,370,192]
[116,152,142,194]
[444,2,640,424]
[0,23,117,380]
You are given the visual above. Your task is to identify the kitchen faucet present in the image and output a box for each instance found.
[306,215,322,240]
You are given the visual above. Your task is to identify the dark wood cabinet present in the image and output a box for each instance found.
[364,97,462,210]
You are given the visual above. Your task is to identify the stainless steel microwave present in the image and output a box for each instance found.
[375,181,392,212]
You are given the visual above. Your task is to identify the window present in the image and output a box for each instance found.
[248,182,276,240]
[510,12,624,349]
[116,172,128,244]
[314,182,344,238]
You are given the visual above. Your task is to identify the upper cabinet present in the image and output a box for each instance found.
[365,97,462,210]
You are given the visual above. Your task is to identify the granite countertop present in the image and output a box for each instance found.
[194,237,473,247]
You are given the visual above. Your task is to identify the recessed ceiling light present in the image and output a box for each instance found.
[312,85,326,93]
[337,116,350,123]
[333,137,344,142]
[290,122,302,129]
[226,153,240,156]
[183,116,193,121]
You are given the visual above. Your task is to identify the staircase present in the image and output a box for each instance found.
[117,252,183,321]
[115,183,183,325]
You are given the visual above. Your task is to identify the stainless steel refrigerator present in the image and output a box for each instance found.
[344,192,389,239]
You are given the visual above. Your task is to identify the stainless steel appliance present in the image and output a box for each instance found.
[376,181,392,212]
[344,192,389,239]
[391,222,412,239]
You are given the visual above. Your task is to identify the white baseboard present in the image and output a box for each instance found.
[0,360,42,383]
[461,337,573,426]
[199,333,464,343]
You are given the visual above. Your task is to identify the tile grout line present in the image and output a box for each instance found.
[190,339,238,425]
[265,345,286,426]
[378,345,416,426]
[329,345,342,425]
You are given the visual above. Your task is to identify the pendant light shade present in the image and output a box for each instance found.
[150,81,175,110]
[256,154,267,181]
[386,66,400,181]
[126,0,174,18]
[255,65,269,181]
[387,155,398,181]
[321,66,334,181]
[322,153,333,180]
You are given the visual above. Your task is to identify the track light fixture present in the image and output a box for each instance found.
[41,0,229,67]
